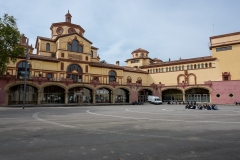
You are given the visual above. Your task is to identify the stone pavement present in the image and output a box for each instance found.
[0,104,240,160]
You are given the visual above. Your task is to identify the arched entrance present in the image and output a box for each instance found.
[115,88,129,103]
[8,85,37,105]
[96,88,112,103]
[41,85,65,104]
[138,89,153,102]
[68,87,93,103]
[185,88,210,102]
[162,89,183,102]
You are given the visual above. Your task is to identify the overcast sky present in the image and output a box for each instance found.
[1,0,240,65]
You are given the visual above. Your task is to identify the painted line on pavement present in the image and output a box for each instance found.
[87,110,240,124]
[33,112,76,128]
[125,108,240,116]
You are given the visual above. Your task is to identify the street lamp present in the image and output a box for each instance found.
[23,38,29,109]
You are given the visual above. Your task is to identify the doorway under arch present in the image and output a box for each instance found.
[41,85,65,104]
[185,88,210,102]
[96,88,112,103]
[162,89,183,102]
[115,88,129,103]
[68,87,93,103]
[8,85,38,105]
[138,89,153,102]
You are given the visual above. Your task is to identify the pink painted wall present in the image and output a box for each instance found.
[131,90,138,102]
[211,80,240,104]
[0,80,7,105]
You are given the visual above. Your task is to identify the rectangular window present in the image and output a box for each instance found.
[85,56,88,61]
[224,76,228,81]
[85,65,88,73]
[79,46,83,52]
[61,53,64,58]
[68,44,72,51]
[47,73,52,79]
[61,63,64,70]
[216,46,232,52]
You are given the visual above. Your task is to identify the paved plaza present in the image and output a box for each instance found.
[0,104,240,160]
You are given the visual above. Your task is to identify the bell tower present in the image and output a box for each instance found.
[65,10,72,23]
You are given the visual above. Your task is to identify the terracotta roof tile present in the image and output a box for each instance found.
[29,54,60,62]
[131,48,149,54]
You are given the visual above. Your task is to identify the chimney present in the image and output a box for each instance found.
[116,61,119,66]
[21,34,26,44]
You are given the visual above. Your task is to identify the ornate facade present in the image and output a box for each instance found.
[1,11,240,106]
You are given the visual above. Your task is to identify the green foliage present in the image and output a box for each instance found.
[0,14,24,75]
[100,60,107,63]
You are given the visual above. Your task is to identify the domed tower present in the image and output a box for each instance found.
[125,48,154,68]
[50,10,85,39]
[65,10,72,23]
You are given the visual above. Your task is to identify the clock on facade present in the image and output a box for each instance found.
[56,27,63,35]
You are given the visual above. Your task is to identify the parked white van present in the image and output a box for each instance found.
[147,96,162,104]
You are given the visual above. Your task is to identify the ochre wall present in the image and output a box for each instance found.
[212,43,240,80]
[147,61,220,86]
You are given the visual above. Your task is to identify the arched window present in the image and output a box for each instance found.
[209,62,212,67]
[205,63,208,68]
[46,43,50,51]
[187,65,189,70]
[190,64,193,69]
[194,64,196,69]
[182,65,184,70]
[179,66,181,70]
[198,64,200,69]
[201,63,204,68]
[150,69,152,73]
[127,76,132,83]
[136,77,142,84]
[67,64,82,82]
[172,66,174,71]
[109,70,116,82]
[162,68,164,72]
[17,61,30,79]
[68,40,83,53]
[166,67,168,72]
[141,53,144,57]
